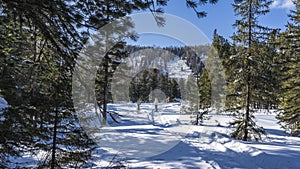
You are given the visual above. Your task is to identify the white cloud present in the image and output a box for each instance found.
[270,0,295,10]
[271,0,280,8]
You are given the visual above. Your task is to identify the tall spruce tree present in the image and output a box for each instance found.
[251,30,281,110]
[277,1,300,136]
[194,69,211,125]
[210,30,236,111]
[198,69,211,109]
[206,34,227,112]
[0,30,96,169]
[229,0,274,141]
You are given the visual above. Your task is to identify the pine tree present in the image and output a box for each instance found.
[0,10,45,167]
[185,75,199,113]
[170,79,181,101]
[192,69,211,125]
[277,1,300,136]
[0,26,96,168]
[158,73,168,97]
[206,36,226,111]
[250,30,280,110]
[229,0,274,141]
[210,30,236,111]
[198,69,211,109]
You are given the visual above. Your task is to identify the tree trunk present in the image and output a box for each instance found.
[243,0,253,141]
[51,107,58,169]
[102,55,108,125]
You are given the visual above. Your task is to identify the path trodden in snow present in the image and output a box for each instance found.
[92,103,193,159]
[86,103,300,169]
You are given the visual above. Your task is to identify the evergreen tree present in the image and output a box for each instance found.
[206,38,226,111]
[198,69,211,109]
[170,79,181,101]
[129,78,140,102]
[158,73,168,97]
[277,1,300,136]
[0,27,96,168]
[229,0,274,141]
[184,75,199,114]
[193,69,211,125]
[149,69,159,97]
[251,30,281,110]
[140,70,151,101]
[210,30,236,111]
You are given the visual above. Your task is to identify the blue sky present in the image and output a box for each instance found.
[127,0,295,47]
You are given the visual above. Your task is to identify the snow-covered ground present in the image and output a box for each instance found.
[89,103,300,169]
[167,56,193,79]
[0,97,7,109]
[0,97,8,121]
[2,98,299,168]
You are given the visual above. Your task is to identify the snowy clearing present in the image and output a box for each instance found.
[85,103,300,169]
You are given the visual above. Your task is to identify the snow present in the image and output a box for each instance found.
[0,97,8,110]
[122,52,192,81]
[167,56,193,80]
[86,103,300,169]
[5,99,300,168]
[0,97,8,121]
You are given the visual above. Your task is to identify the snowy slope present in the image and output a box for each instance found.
[0,97,8,121]
[0,97,8,110]
[125,50,193,80]
[167,56,193,80]
[89,103,300,169]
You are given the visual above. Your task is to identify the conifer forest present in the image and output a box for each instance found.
[0,0,299,168]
